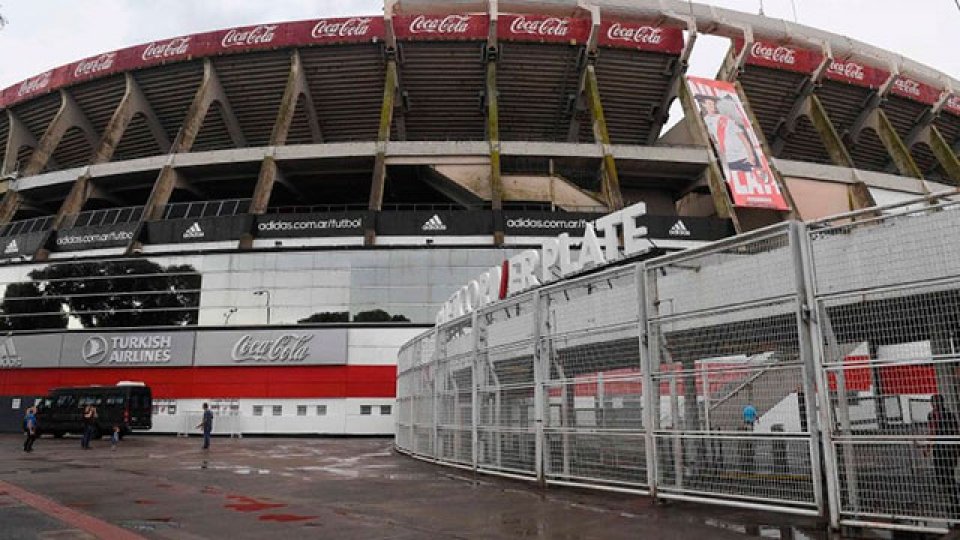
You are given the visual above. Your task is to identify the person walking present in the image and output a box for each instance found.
[196,403,213,450]
[110,425,120,451]
[23,407,38,453]
[81,404,98,449]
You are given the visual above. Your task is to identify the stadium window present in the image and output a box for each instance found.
[360,405,372,415]
[253,405,263,417]
[272,405,282,416]
[168,404,177,415]
[380,405,392,416]
[316,405,327,416]
[297,405,307,416]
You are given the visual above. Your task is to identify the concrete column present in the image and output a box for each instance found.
[92,73,171,164]
[22,90,99,178]
[584,65,623,210]
[2,110,38,176]
[918,125,960,184]
[770,55,830,156]
[365,58,398,246]
[32,174,92,260]
[866,108,926,184]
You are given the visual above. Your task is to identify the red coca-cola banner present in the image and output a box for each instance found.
[890,75,942,106]
[823,58,890,90]
[497,14,589,44]
[734,38,823,75]
[945,94,960,117]
[393,14,488,41]
[597,20,684,54]
[687,76,790,211]
[0,17,386,110]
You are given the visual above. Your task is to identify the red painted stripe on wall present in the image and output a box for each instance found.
[0,365,397,399]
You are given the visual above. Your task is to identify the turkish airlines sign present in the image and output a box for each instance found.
[598,21,684,54]
[393,14,488,40]
[498,15,590,44]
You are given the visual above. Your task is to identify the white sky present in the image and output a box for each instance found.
[0,0,957,89]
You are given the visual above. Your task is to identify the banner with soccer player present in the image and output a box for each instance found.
[686,76,790,210]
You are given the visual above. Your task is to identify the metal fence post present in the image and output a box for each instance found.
[796,221,842,530]
[533,290,546,487]
[471,309,480,471]
[432,327,442,460]
[637,263,658,498]
[789,221,826,519]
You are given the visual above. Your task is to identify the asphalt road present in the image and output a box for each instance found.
[0,434,827,539]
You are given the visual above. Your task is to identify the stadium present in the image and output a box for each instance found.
[0,0,957,448]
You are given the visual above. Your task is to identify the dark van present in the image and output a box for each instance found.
[35,383,152,438]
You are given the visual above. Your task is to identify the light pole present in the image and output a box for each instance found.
[223,307,237,325]
[253,290,271,325]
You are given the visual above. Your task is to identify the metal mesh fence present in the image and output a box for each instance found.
[395,194,960,533]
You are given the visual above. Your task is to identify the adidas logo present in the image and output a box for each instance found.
[421,214,447,232]
[183,222,205,239]
[668,220,691,237]
[3,240,18,255]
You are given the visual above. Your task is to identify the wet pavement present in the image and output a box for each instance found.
[0,434,833,539]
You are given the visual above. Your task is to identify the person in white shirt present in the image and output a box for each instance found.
[697,94,758,172]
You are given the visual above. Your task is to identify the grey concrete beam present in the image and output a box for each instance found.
[270,49,322,146]
[770,55,830,156]
[93,73,171,164]
[2,110,37,176]
[645,14,698,145]
[204,62,247,149]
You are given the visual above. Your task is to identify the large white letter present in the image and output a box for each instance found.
[576,224,607,271]
[593,212,622,263]
[540,237,560,284]
[623,202,650,256]
[507,249,540,296]
[558,233,579,276]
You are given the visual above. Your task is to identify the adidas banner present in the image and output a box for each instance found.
[255,212,369,238]
[146,215,253,244]
[0,231,49,259]
[55,223,138,251]
[644,215,732,241]
[376,211,493,236]
[503,211,607,236]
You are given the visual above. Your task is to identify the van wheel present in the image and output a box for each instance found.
[53,431,64,439]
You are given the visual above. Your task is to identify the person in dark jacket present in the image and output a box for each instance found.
[195,403,213,450]
[80,404,98,449]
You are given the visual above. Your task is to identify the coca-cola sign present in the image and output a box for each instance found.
[16,71,52,97]
[311,17,373,39]
[73,53,117,78]
[221,25,277,49]
[232,334,314,363]
[827,60,864,81]
[141,37,191,61]
[823,58,889,89]
[499,15,589,42]
[737,38,822,74]
[395,14,486,40]
[945,95,960,117]
[890,76,941,105]
[597,20,684,54]
[751,42,796,66]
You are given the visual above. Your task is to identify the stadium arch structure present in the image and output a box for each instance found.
[0,0,956,435]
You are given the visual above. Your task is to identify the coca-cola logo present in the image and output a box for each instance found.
[946,95,960,114]
[606,23,663,44]
[508,16,569,37]
[17,71,52,97]
[221,25,277,48]
[231,334,314,363]
[750,42,796,65]
[893,77,921,97]
[827,60,865,81]
[311,17,372,39]
[141,37,191,61]
[74,52,117,78]
[408,14,471,34]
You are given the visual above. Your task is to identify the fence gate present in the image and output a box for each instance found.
[643,223,823,515]
[806,199,960,534]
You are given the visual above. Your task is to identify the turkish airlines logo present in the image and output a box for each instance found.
[508,16,569,37]
[606,23,663,45]
[311,17,372,39]
[827,60,865,81]
[750,42,796,65]
[142,37,191,61]
[408,14,471,35]
[74,53,117,78]
[17,71,52,97]
[893,77,921,97]
[82,336,109,365]
[222,25,277,48]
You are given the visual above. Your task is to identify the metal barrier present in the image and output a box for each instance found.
[396,193,960,534]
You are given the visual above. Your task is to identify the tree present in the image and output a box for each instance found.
[0,281,67,330]
[353,309,409,323]
[298,311,349,323]
[0,259,202,330]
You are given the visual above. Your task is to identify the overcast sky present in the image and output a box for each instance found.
[0,0,956,89]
